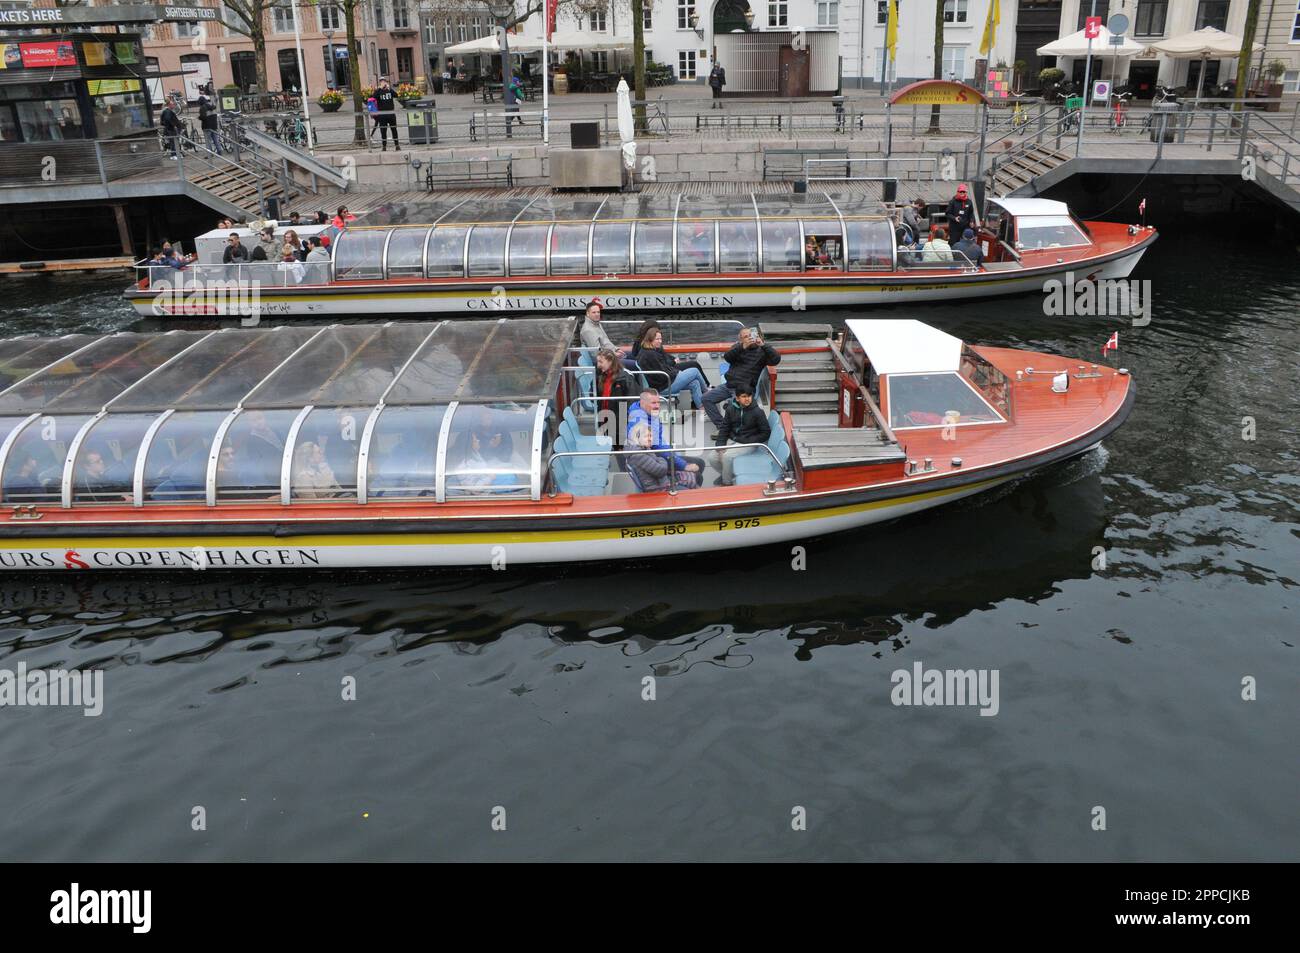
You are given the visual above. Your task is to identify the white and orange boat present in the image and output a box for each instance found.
[126,192,1156,317]
[0,317,1132,570]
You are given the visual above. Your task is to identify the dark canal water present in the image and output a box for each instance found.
[1,233,1296,861]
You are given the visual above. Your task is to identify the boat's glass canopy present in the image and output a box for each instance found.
[0,319,573,509]
[327,190,895,281]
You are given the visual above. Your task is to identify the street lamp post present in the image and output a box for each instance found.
[325,28,336,88]
[486,0,514,110]
[291,0,315,153]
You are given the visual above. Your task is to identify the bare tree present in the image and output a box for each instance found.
[222,0,277,96]
[929,0,945,133]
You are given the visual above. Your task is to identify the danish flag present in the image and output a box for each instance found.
[1102,331,1119,354]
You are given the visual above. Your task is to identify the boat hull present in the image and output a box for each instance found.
[127,237,1153,318]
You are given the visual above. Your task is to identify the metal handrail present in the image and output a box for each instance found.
[546,441,790,497]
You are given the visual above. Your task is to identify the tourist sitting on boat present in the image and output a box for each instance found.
[703,326,781,429]
[636,327,706,410]
[292,441,342,499]
[77,450,131,503]
[713,385,771,487]
[222,233,250,264]
[160,241,191,267]
[922,227,953,263]
[332,205,357,230]
[250,226,279,262]
[579,299,614,351]
[447,428,517,492]
[902,198,925,242]
[897,234,924,266]
[952,227,983,266]
[627,319,658,362]
[626,423,700,492]
[281,230,306,262]
[626,388,707,475]
[595,349,636,446]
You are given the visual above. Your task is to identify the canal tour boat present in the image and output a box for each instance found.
[126,192,1156,318]
[0,317,1132,571]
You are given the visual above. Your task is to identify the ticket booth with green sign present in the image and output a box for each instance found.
[406,99,438,145]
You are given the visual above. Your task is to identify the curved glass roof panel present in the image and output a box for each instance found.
[0,334,100,392]
[425,226,467,277]
[754,192,839,219]
[244,323,437,410]
[549,224,590,276]
[676,194,756,220]
[441,197,537,226]
[845,220,895,270]
[718,220,759,272]
[0,332,194,416]
[291,406,371,501]
[215,407,298,502]
[677,222,716,273]
[444,402,539,499]
[507,225,548,276]
[385,226,430,278]
[334,228,387,280]
[516,196,607,224]
[358,196,469,227]
[366,404,444,499]
[596,194,677,222]
[591,222,631,273]
[141,409,226,503]
[72,412,159,505]
[2,413,88,505]
[466,226,508,277]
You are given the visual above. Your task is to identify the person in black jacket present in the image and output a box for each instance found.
[198,95,222,154]
[374,77,399,151]
[703,326,781,429]
[945,185,975,247]
[594,349,636,447]
[221,232,250,264]
[713,386,770,486]
[708,63,726,109]
[636,326,705,410]
[159,101,183,158]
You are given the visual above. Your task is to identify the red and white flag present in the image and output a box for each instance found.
[1102,331,1119,354]
[545,0,557,38]
[1138,198,1146,215]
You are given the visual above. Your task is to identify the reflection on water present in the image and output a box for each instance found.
[0,232,1297,861]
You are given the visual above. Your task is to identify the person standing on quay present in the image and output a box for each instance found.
[374,77,400,151]
[708,62,726,109]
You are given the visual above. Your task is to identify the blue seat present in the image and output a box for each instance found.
[734,411,789,485]
[551,433,609,496]
[559,417,612,469]
[576,350,596,413]
[562,405,613,453]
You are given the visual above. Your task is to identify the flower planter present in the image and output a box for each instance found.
[320,101,342,112]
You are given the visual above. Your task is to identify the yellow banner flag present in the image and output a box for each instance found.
[979,0,1000,57]
[885,0,898,61]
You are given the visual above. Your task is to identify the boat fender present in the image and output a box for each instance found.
[18,261,47,271]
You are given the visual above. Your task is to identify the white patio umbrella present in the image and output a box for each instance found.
[1036,26,1146,59]
[616,77,636,171]
[444,34,544,55]
[1147,27,1264,104]
[547,32,633,51]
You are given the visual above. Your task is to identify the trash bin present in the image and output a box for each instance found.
[406,99,438,145]
[1149,101,1178,143]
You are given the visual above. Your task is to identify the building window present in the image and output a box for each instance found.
[425,21,437,44]
[592,51,609,71]
[374,2,386,30]
[392,1,410,29]
[876,0,889,25]
[817,1,838,27]
[941,45,968,80]
[678,50,696,79]
[1293,2,1300,41]
[457,20,467,42]
[768,1,788,27]
[319,5,342,32]
[1076,1,1110,30]
[175,21,204,38]
[643,7,653,30]
[874,46,898,81]
[271,5,296,35]
[590,11,607,31]
[473,17,485,38]
[1195,1,1229,31]
[379,48,390,75]
[1134,0,1167,37]
[678,0,693,30]
[943,0,967,23]
[1283,70,1300,93]
[444,21,453,43]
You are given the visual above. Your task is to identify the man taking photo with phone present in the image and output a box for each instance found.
[703,326,782,434]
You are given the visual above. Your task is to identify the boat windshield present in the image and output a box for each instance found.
[1015,215,1090,250]
[886,372,1006,430]
[0,320,574,509]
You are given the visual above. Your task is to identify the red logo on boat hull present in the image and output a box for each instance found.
[63,550,88,569]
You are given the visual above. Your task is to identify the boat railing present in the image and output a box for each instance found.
[896,248,982,272]
[135,261,333,290]
[545,442,792,498]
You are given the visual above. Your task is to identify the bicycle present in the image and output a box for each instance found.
[1108,91,1132,132]
[1010,99,1031,133]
